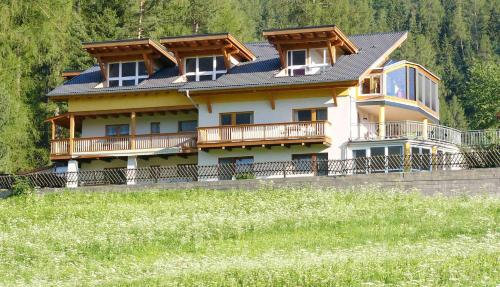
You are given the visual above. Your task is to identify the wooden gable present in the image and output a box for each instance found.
[83,38,177,80]
[160,33,255,75]
[263,25,358,68]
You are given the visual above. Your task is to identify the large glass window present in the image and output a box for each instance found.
[178,120,197,132]
[387,146,403,171]
[425,77,431,108]
[220,112,254,125]
[185,56,226,81]
[408,67,416,101]
[386,67,407,98]
[308,48,328,74]
[108,61,148,87]
[417,72,423,103]
[218,157,254,180]
[105,124,129,136]
[287,48,328,76]
[294,108,327,122]
[292,153,328,175]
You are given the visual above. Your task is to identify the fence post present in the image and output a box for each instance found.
[282,162,287,178]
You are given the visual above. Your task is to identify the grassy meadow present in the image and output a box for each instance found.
[0,187,498,286]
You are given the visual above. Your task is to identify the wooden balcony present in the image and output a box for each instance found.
[50,132,197,159]
[197,121,332,149]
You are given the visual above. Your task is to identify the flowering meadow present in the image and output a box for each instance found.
[0,187,498,286]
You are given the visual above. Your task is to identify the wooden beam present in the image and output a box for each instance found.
[332,89,338,106]
[174,51,183,75]
[142,53,154,76]
[221,48,231,70]
[130,112,136,149]
[326,41,336,65]
[207,97,212,113]
[50,120,56,140]
[276,43,286,69]
[69,114,75,155]
[269,95,276,110]
[96,57,107,81]
[90,49,153,58]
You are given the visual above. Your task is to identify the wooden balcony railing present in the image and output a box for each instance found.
[197,121,331,147]
[50,132,197,158]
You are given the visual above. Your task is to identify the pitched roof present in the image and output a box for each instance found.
[47,31,407,97]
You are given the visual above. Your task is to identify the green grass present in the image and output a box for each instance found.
[0,187,498,286]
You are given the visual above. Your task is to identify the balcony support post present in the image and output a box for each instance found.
[378,106,385,139]
[66,160,78,188]
[126,156,138,185]
[422,119,428,140]
[69,114,75,155]
[50,120,56,140]
[130,112,136,150]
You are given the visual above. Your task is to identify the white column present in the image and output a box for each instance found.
[66,160,79,188]
[422,119,428,140]
[127,156,138,185]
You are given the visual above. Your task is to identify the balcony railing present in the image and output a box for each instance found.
[198,121,331,147]
[50,132,197,157]
[351,121,499,147]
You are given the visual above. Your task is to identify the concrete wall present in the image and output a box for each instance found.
[38,168,500,196]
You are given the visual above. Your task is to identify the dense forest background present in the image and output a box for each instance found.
[0,0,498,172]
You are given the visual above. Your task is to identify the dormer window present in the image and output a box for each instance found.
[108,61,148,87]
[287,48,328,76]
[185,56,227,81]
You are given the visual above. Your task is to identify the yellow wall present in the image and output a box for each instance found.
[193,87,351,104]
[68,91,192,112]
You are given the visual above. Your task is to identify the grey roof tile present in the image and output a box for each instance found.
[48,31,407,97]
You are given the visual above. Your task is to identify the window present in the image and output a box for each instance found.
[150,122,160,134]
[287,48,328,76]
[178,120,197,132]
[353,146,403,173]
[370,147,386,172]
[417,72,423,103]
[287,50,306,76]
[105,124,129,136]
[361,75,381,94]
[411,146,431,171]
[292,153,328,175]
[408,67,416,101]
[185,56,226,81]
[387,146,403,171]
[218,157,254,180]
[353,149,368,174]
[219,112,254,126]
[294,108,327,122]
[108,61,148,87]
[386,67,407,98]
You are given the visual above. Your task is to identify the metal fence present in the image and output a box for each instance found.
[1,149,499,190]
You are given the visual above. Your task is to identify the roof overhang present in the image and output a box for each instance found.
[263,25,358,54]
[83,38,177,80]
[160,33,255,75]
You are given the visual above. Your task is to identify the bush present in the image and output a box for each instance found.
[11,176,34,196]
[235,172,255,180]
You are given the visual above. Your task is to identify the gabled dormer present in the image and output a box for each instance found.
[83,38,177,88]
[159,33,255,82]
[263,25,358,76]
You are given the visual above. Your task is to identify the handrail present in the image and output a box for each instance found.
[351,121,499,147]
[50,132,197,155]
[198,121,330,144]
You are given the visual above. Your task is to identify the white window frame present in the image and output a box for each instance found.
[184,56,227,81]
[351,145,404,173]
[107,61,148,87]
[287,48,329,76]
[287,49,307,76]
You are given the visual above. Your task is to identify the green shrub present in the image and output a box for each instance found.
[11,176,34,196]
[235,172,255,180]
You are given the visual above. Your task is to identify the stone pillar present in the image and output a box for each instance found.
[378,105,385,139]
[127,156,138,185]
[66,160,79,188]
[422,118,428,140]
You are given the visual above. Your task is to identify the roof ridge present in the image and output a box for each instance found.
[348,30,408,37]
